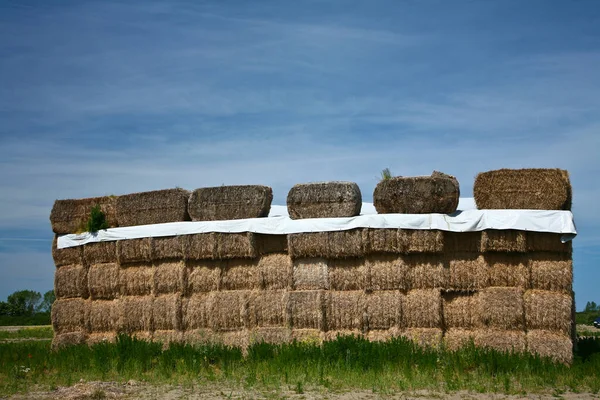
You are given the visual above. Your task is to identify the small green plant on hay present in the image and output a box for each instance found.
[86,205,109,233]
[380,168,393,181]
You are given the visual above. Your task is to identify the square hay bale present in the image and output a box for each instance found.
[87,300,121,332]
[52,236,83,267]
[55,264,88,299]
[184,233,217,260]
[188,185,273,221]
[182,329,217,345]
[288,232,329,258]
[362,229,401,254]
[530,254,572,293]
[288,290,325,330]
[247,290,288,328]
[293,258,329,290]
[52,298,86,334]
[476,287,524,330]
[250,327,292,345]
[524,290,572,335]
[50,196,117,234]
[443,292,476,329]
[181,294,212,330]
[444,328,474,351]
[130,331,153,342]
[153,294,182,331]
[527,232,572,254]
[403,289,442,328]
[256,234,288,254]
[186,260,221,294]
[367,254,410,291]
[152,236,185,261]
[216,233,258,259]
[366,328,402,342]
[473,329,526,353]
[486,254,530,289]
[444,232,482,253]
[220,259,261,290]
[153,330,184,349]
[365,291,403,330]
[258,253,292,290]
[88,263,120,300]
[481,230,527,253]
[286,181,362,219]
[155,260,187,294]
[473,168,571,210]
[291,329,323,344]
[447,254,489,291]
[527,330,573,364]
[326,291,366,331]
[83,242,117,265]
[117,238,152,265]
[402,328,443,349]
[118,264,153,296]
[407,254,447,289]
[220,330,250,352]
[323,330,363,342]
[327,229,365,258]
[87,332,117,346]
[328,258,369,291]
[400,230,444,253]
[209,291,249,331]
[116,188,190,227]
[52,332,87,349]
[120,296,153,333]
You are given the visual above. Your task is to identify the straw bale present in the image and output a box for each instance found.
[288,290,325,330]
[476,287,524,330]
[188,185,272,221]
[402,328,443,349]
[293,258,329,290]
[121,296,153,333]
[216,233,258,259]
[407,254,447,289]
[256,234,288,254]
[530,253,572,293]
[55,264,88,299]
[186,260,221,294]
[486,254,530,289]
[367,254,410,291]
[250,327,292,345]
[87,300,121,332]
[130,331,153,342]
[323,330,362,341]
[443,292,476,329]
[401,230,444,253]
[52,332,87,349]
[366,328,402,342]
[473,168,571,210]
[117,238,152,265]
[444,232,482,253]
[481,230,527,253]
[291,329,323,344]
[373,172,459,214]
[327,229,365,258]
[50,196,117,234]
[444,329,474,351]
[362,229,401,254]
[220,330,250,351]
[184,233,216,260]
[403,289,442,328]
[247,290,288,328]
[527,232,572,254]
[88,263,119,300]
[447,254,488,291]
[155,260,186,294]
[52,236,83,266]
[288,233,328,258]
[287,181,362,219]
[152,236,185,260]
[258,253,292,290]
[83,242,117,265]
[153,330,184,349]
[220,259,261,290]
[527,330,573,364]
[52,298,86,334]
[181,293,212,330]
[326,291,366,331]
[182,329,217,345]
[116,188,190,227]
[210,291,249,331]
[118,264,153,296]
[87,332,117,345]
[473,329,526,353]
[524,290,572,335]
[329,258,369,291]
[153,294,181,331]
[365,291,402,330]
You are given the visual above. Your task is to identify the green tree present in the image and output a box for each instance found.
[37,290,55,313]
[6,290,41,316]
[585,301,599,312]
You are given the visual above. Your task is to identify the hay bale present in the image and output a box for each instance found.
[247,290,288,327]
[250,327,292,345]
[365,291,403,330]
[52,332,87,349]
[485,254,530,289]
[366,328,402,342]
[152,236,185,260]
[473,329,526,353]
[88,263,120,300]
[323,330,363,341]
[362,229,401,254]
[524,290,572,335]
[188,185,272,221]
[50,196,117,234]
[52,236,83,267]
[527,330,573,364]
[402,328,443,349]
[155,261,186,294]
[373,172,459,214]
[403,289,442,328]
[443,292,476,329]
[153,294,181,331]
[530,254,572,293]
[326,291,365,331]
[327,230,365,258]
[527,232,572,254]
[184,233,216,260]
[87,332,117,345]
[220,330,250,352]
[55,264,88,299]
[210,291,249,331]
[116,188,190,227]
[87,300,121,332]
[153,330,184,349]
[121,296,153,333]
[407,254,447,289]
[181,294,212,330]
[400,230,444,253]
[288,232,328,259]
[444,328,474,351]
[216,233,258,259]
[186,260,221,294]
[444,232,482,253]
[481,230,527,253]
[182,328,217,345]
[83,242,117,265]
[291,329,322,344]
[52,298,86,334]
[258,253,292,290]
[117,238,152,265]
[476,287,524,330]
[447,254,488,291]
[367,254,410,291]
[118,264,153,296]
[221,259,260,290]
[329,258,369,291]
[287,181,362,219]
[256,234,288,254]
[473,168,571,210]
[292,258,329,290]
[288,290,325,330]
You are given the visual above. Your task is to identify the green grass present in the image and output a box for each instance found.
[1,334,600,396]
[0,326,53,340]
[0,313,50,326]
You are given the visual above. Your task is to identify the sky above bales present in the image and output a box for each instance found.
[0,0,599,307]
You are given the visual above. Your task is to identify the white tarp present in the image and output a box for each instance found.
[57,201,577,249]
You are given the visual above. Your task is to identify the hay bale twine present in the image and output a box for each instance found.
[188,185,272,221]
[116,188,190,227]
[50,196,117,234]
[473,168,571,210]
[373,172,459,214]
[286,181,362,219]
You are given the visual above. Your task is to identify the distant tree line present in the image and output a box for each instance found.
[0,290,54,326]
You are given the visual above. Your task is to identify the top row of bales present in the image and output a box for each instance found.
[50,168,572,234]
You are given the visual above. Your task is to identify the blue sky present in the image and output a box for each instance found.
[0,0,598,309]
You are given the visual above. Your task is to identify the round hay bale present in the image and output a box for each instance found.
[188,185,272,221]
[286,181,362,219]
